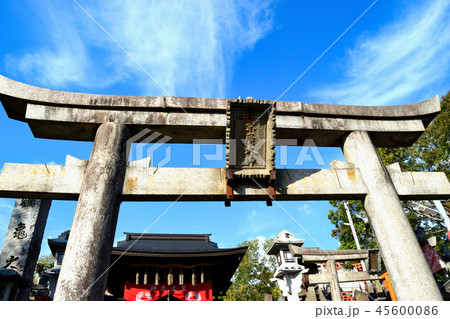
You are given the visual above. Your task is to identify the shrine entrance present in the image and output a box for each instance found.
[0,75,449,300]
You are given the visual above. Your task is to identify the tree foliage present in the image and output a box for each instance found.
[328,200,377,250]
[224,238,280,301]
[36,254,55,272]
[328,91,450,252]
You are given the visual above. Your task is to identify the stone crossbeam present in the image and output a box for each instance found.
[307,272,379,285]
[288,246,370,262]
[0,75,440,146]
[0,156,449,201]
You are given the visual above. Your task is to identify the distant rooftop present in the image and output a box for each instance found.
[47,230,70,256]
[48,231,247,257]
[113,232,246,256]
[124,233,211,242]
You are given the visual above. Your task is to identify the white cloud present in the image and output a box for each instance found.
[113,234,126,247]
[6,0,275,97]
[298,203,312,214]
[5,1,121,89]
[309,0,450,105]
[255,235,268,257]
[255,235,266,244]
[238,209,280,238]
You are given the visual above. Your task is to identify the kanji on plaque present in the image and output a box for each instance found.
[124,283,213,301]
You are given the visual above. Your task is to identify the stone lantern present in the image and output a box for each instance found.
[266,230,308,301]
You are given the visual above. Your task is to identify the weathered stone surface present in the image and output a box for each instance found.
[342,130,442,301]
[0,198,51,300]
[0,161,449,201]
[326,259,341,301]
[22,103,433,146]
[0,75,440,146]
[0,75,438,118]
[226,99,276,178]
[289,246,370,262]
[388,172,450,200]
[275,116,426,146]
[25,103,226,142]
[307,271,379,285]
[53,123,129,301]
[330,159,354,170]
[0,162,86,200]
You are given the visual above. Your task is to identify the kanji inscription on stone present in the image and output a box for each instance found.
[4,255,19,269]
[13,222,27,239]
[20,199,36,207]
[0,198,51,300]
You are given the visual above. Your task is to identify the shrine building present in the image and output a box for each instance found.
[41,231,247,301]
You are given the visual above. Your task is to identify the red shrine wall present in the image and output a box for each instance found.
[124,283,213,301]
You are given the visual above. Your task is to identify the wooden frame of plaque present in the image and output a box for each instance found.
[225,98,276,179]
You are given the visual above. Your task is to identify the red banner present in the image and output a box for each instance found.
[124,283,213,301]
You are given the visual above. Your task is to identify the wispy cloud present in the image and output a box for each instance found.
[5,0,120,89]
[6,0,275,98]
[309,0,450,105]
[113,234,126,247]
[237,210,280,239]
[298,203,312,214]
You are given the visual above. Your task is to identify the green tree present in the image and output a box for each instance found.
[328,200,377,250]
[36,254,55,272]
[224,238,281,301]
[328,91,450,251]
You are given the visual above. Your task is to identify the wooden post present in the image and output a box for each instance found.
[373,280,384,296]
[201,266,204,284]
[179,268,184,285]
[355,290,370,301]
[168,267,173,285]
[306,287,317,301]
[317,287,326,301]
[326,259,341,301]
[366,282,375,294]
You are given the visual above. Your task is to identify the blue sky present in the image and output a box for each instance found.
[0,0,449,258]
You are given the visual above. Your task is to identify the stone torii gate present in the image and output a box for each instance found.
[0,75,449,301]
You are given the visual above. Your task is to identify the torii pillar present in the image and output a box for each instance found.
[53,122,130,301]
[342,131,442,301]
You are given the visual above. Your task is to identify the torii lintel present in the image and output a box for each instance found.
[0,75,441,146]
